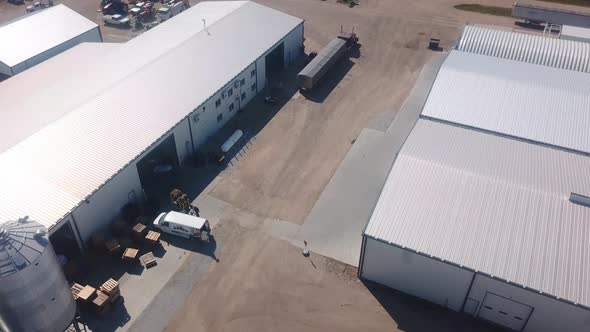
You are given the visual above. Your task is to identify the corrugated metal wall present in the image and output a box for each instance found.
[457,25,590,73]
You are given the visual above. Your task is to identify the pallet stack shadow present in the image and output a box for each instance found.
[71,278,121,316]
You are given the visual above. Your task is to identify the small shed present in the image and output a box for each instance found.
[0,4,101,77]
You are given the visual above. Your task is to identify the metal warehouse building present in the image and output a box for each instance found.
[359,26,590,332]
[0,4,102,77]
[0,1,303,255]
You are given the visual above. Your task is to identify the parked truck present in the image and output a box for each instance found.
[157,0,184,21]
[512,1,590,28]
[297,28,359,91]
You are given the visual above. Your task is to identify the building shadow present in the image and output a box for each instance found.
[142,57,306,206]
[159,232,219,262]
[362,280,503,332]
[514,21,544,31]
[81,298,131,332]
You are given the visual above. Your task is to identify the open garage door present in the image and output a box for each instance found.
[136,134,179,198]
[478,293,533,331]
[265,42,284,79]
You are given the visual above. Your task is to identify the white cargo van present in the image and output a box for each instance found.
[153,211,211,240]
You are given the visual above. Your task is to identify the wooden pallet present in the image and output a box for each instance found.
[92,290,109,308]
[100,278,119,295]
[139,252,157,268]
[71,283,84,301]
[73,285,96,302]
[145,230,161,244]
[131,223,147,237]
[92,290,111,316]
[100,279,121,304]
[122,248,139,262]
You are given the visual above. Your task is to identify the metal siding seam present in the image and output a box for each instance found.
[457,25,590,73]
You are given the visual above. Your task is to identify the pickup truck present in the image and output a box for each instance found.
[26,1,53,12]
[157,0,184,21]
[103,14,131,26]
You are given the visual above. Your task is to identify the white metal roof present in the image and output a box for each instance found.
[0,5,98,67]
[0,43,120,154]
[421,51,590,154]
[561,25,590,42]
[457,25,590,73]
[0,1,245,154]
[365,119,590,308]
[0,1,302,229]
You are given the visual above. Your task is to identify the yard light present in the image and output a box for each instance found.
[302,240,309,257]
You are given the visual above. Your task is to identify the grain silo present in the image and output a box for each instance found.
[0,217,76,332]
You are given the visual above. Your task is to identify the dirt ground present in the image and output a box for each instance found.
[0,0,559,330]
[166,220,397,332]
[166,219,502,332]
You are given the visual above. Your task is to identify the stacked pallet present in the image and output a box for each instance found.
[145,230,161,246]
[71,283,96,303]
[140,252,157,269]
[100,278,121,304]
[92,290,110,316]
[122,248,138,262]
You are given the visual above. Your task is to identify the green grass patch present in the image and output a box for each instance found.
[535,0,590,8]
[454,4,512,17]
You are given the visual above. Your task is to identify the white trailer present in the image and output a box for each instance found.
[512,2,590,28]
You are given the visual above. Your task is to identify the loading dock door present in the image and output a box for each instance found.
[265,42,284,79]
[478,293,533,331]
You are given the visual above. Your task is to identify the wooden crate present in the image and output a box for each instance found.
[71,283,84,301]
[92,290,111,316]
[100,278,120,303]
[139,252,157,269]
[92,290,109,308]
[145,231,161,245]
[122,248,139,262]
[100,278,119,294]
[76,285,96,302]
[131,223,147,237]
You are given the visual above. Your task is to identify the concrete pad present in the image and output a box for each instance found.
[295,127,396,267]
[266,218,302,245]
[294,54,447,267]
[126,248,216,332]
[82,234,216,332]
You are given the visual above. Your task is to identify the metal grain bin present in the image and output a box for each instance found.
[0,217,76,332]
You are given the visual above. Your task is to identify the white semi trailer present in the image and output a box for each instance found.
[512,2,590,28]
